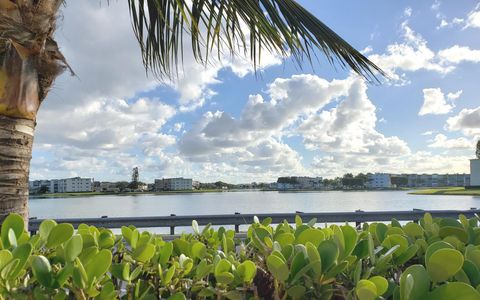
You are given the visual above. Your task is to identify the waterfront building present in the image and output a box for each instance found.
[471,160,480,187]
[29,180,51,193]
[30,177,93,193]
[366,173,392,189]
[94,182,120,193]
[406,173,470,188]
[154,177,193,191]
[276,176,323,190]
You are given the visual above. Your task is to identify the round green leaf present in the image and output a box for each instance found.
[237,260,256,283]
[428,248,464,282]
[98,231,114,249]
[375,223,388,243]
[173,239,191,257]
[440,218,463,228]
[0,250,12,270]
[439,226,468,243]
[341,225,358,258]
[296,228,325,247]
[1,214,24,248]
[382,234,408,257]
[214,259,231,276]
[394,244,419,266]
[65,235,83,262]
[306,242,322,275]
[84,249,112,283]
[318,240,339,271]
[404,222,424,238]
[159,242,173,265]
[31,255,53,288]
[46,224,74,248]
[39,219,57,241]
[163,265,175,284]
[400,265,430,300]
[132,243,155,263]
[216,272,234,285]
[287,285,306,299]
[356,279,378,300]
[466,248,480,269]
[266,254,289,283]
[10,242,32,278]
[275,233,295,248]
[463,260,480,287]
[428,282,480,300]
[425,241,454,265]
[111,263,130,281]
[191,241,207,259]
[369,276,388,296]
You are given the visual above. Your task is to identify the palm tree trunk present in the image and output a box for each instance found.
[0,115,34,222]
[0,0,65,225]
[0,45,40,224]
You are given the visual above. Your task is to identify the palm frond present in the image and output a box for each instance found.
[127,0,386,81]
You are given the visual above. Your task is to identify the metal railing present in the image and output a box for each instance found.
[28,208,480,235]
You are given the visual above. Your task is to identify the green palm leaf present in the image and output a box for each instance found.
[127,0,385,81]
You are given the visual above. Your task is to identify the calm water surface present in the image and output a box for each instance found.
[29,190,480,219]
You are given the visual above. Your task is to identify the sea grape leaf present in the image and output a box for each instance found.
[31,256,53,288]
[1,214,24,248]
[428,282,480,300]
[369,276,388,296]
[64,235,83,262]
[318,240,339,271]
[46,224,74,248]
[355,279,377,300]
[427,248,464,282]
[84,249,112,283]
[266,254,289,283]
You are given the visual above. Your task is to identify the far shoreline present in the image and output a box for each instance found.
[30,188,413,199]
[409,187,480,196]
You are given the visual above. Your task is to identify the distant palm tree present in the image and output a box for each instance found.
[0,0,383,223]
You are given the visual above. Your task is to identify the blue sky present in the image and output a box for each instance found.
[30,1,480,183]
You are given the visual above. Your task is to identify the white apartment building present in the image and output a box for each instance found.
[366,173,392,189]
[30,177,93,193]
[154,177,193,191]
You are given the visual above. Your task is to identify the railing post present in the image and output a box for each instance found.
[355,210,363,228]
[29,217,37,235]
[170,214,176,235]
[412,208,423,223]
[234,212,240,233]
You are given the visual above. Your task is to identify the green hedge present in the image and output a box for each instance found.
[0,213,480,299]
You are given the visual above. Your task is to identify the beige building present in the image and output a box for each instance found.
[154,177,193,191]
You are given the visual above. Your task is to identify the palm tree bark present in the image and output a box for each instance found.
[0,44,40,224]
[0,0,65,224]
[0,115,34,223]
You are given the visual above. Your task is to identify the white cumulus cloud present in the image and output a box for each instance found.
[419,88,458,116]
[427,134,473,149]
[438,45,480,64]
[446,106,480,136]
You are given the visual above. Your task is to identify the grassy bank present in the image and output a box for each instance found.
[409,187,480,196]
[29,189,226,199]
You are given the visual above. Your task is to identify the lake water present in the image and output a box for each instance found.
[29,190,480,219]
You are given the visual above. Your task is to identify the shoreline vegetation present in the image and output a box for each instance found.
[409,187,480,196]
[28,189,228,199]
[3,212,480,298]
[30,187,413,199]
